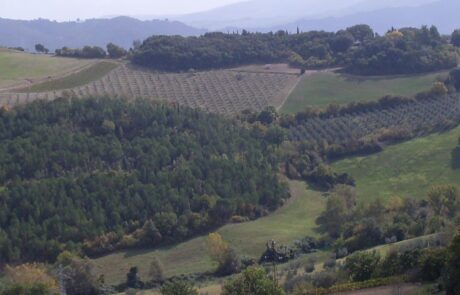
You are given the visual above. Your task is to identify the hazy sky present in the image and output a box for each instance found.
[0,0,245,21]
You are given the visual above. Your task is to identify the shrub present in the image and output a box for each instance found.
[160,280,198,295]
[304,263,315,273]
[445,228,460,294]
[0,283,53,295]
[294,237,319,254]
[222,267,285,295]
[344,251,380,282]
[311,272,337,289]
[417,248,447,281]
[323,259,336,270]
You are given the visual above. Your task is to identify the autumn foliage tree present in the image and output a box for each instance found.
[207,233,241,275]
[4,263,58,292]
[149,257,165,283]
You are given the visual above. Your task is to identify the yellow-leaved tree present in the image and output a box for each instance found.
[5,263,58,291]
[207,233,241,275]
[208,233,230,263]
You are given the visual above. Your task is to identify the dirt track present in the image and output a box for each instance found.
[337,284,421,295]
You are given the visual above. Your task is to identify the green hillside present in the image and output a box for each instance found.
[281,71,448,113]
[94,181,325,284]
[0,48,94,89]
[333,126,460,201]
[93,122,460,286]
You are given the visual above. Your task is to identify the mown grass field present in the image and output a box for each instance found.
[20,61,119,92]
[333,125,460,201]
[94,181,325,285]
[281,71,449,113]
[0,48,94,89]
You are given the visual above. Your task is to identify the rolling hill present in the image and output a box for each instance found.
[0,16,205,51]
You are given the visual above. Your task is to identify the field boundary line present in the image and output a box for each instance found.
[275,74,304,111]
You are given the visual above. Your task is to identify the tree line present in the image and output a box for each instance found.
[131,25,459,75]
[54,43,127,59]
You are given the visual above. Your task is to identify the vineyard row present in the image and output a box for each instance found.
[0,66,299,116]
[289,95,460,144]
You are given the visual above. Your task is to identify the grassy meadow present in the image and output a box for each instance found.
[333,125,460,201]
[94,181,325,285]
[0,48,94,89]
[281,71,448,113]
[20,61,119,92]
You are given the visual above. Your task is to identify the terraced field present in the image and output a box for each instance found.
[0,64,300,115]
[290,95,460,144]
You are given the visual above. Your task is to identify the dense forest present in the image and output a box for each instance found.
[0,97,290,263]
[131,25,458,75]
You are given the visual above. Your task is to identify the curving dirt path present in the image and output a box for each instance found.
[337,284,422,295]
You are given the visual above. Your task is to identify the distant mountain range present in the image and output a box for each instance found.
[0,16,205,51]
[174,0,436,30]
[277,0,460,34]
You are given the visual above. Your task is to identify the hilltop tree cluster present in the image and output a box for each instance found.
[131,25,458,75]
[347,26,458,75]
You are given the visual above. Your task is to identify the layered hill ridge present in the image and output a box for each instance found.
[0,16,205,51]
[279,0,460,34]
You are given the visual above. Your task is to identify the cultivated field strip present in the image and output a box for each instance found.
[290,95,460,143]
[0,65,299,115]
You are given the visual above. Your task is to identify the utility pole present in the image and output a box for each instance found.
[268,240,278,285]
[56,264,67,295]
